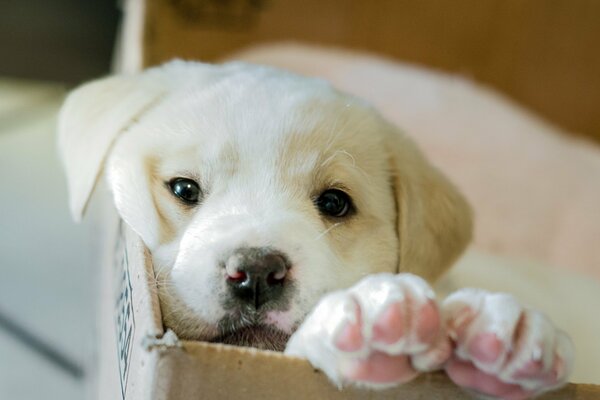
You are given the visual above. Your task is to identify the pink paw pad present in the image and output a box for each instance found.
[468,332,505,364]
[372,303,404,345]
[334,303,364,352]
[335,321,363,352]
[446,357,533,400]
[511,354,563,385]
[344,351,418,384]
[512,359,545,380]
[371,300,442,348]
[414,301,442,345]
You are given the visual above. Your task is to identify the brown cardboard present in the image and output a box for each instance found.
[96,214,599,399]
[134,0,600,143]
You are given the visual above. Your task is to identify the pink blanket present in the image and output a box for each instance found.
[229,43,600,280]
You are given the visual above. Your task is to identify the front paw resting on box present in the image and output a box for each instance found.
[284,273,452,388]
[442,289,574,399]
[285,273,574,400]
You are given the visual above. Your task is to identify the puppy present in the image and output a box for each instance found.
[58,61,573,399]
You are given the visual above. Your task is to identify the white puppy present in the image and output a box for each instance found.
[58,61,573,399]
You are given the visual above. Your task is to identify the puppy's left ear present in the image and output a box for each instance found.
[58,72,169,222]
[386,125,473,282]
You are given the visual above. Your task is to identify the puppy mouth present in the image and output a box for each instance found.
[210,303,296,351]
[210,324,291,351]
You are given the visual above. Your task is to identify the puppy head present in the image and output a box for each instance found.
[59,61,471,349]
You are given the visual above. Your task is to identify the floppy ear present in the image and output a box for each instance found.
[386,127,473,283]
[58,71,170,221]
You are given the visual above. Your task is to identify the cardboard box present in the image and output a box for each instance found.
[93,208,598,399]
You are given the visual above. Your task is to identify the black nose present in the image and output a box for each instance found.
[225,248,290,309]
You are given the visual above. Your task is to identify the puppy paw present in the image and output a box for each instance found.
[442,289,574,400]
[284,273,451,388]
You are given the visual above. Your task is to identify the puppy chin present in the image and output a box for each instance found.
[210,325,291,352]
[159,288,296,351]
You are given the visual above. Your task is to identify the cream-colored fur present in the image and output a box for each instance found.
[231,43,600,281]
[59,61,575,398]
[59,60,470,344]
[231,44,597,386]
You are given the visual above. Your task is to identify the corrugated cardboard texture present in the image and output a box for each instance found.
[138,0,600,142]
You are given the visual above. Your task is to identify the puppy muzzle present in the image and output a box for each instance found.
[225,247,291,309]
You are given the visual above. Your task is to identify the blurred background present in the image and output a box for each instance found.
[0,1,119,399]
[1,0,599,399]
[0,0,118,82]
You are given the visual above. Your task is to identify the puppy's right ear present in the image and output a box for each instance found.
[58,72,168,221]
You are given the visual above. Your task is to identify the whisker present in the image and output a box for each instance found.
[323,114,343,153]
[320,152,338,168]
[338,149,356,167]
[314,222,341,241]
[320,148,369,182]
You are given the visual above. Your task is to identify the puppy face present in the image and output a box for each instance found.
[59,61,471,350]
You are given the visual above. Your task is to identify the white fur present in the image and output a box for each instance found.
[285,273,443,387]
[58,60,573,398]
[59,61,396,338]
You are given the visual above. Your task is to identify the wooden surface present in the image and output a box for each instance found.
[141,0,600,142]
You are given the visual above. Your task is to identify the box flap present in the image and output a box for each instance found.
[143,341,596,399]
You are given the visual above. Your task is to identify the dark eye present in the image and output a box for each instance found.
[316,189,353,218]
[168,178,201,204]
